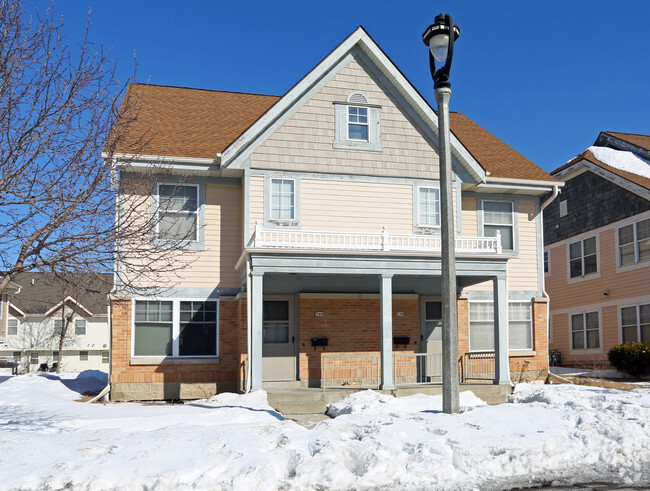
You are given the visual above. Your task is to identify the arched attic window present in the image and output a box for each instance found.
[333,92,382,151]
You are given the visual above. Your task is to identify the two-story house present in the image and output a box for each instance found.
[543,132,650,366]
[108,27,560,401]
[0,272,112,373]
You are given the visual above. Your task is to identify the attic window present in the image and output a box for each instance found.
[333,92,382,152]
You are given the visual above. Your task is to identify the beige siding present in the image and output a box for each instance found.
[251,55,440,179]
[461,198,478,236]
[508,200,539,291]
[301,180,412,233]
[249,175,264,235]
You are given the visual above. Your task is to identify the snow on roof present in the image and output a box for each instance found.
[588,145,650,179]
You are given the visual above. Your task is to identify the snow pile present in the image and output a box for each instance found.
[1,375,649,490]
[588,145,650,179]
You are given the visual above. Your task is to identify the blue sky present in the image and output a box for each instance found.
[37,0,650,173]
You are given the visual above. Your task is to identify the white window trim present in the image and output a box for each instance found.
[347,106,369,141]
[264,176,301,228]
[468,299,537,354]
[155,182,200,242]
[620,303,650,344]
[567,235,601,284]
[414,185,441,232]
[508,300,534,352]
[569,310,603,354]
[131,297,220,361]
[74,319,86,336]
[7,318,18,336]
[30,353,38,364]
[79,350,88,361]
[468,300,495,353]
[616,217,650,270]
[480,199,516,253]
[333,98,382,152]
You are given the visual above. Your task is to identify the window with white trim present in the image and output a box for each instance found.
[509,302,533,350]
[618,218,650,266]
[156,184,199,242]
[469,302,494,351]
[483,201,514,250]
[7,318,18,336]
[12,352,21,361]
[30,353,38,365]
[53,351,59,362]
[571,311,599,350]
[133,299,219,358]
[333,92,381,151]
[569,236,597,278]
[79,350,88,361]
[417,187,440,227]
[53,318,64,336]
[74,319,86,336]
[102,351,109,363]
[347,106,368,141]
[621,304,650,343]
[270,179,295,221]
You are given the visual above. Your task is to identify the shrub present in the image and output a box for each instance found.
[608,342,650,377]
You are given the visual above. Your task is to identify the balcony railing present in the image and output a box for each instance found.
[249,223,502,255]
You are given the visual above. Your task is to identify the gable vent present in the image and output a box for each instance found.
[347,92,368,105]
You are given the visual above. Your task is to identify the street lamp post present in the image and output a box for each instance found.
[423,14,460,414]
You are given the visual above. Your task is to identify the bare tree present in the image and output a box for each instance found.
[0,0,195,296]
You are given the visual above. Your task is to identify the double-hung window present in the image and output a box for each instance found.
[469,302,494,351]
[7,319,18,335]
[133,299,219,358]
[74,319,86,336]
[417,187,440,228]
[79,351,88,361]
[53,318,64,337]
[621,304,650,343]
[270,179,295,221]
[618,218,650,266]
[483,201,514,250]
[571,312,600,350]
[333,92,381,151]
[347,106,368,141]
[509,302,533,350]
[30,353,38,365]
[569,237,597,278]
[157,184,199,242]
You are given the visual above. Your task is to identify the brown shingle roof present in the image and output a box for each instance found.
[553,149,650,192]
[449,113,557,182]
[604,132,650,152]
[117,84,280,159]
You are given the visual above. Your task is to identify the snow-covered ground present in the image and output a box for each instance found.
[1,372,650,490]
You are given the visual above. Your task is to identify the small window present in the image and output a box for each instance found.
[102,351,109,363]
[333,93,381,151]
[543,251,549,274]
[559,200,568,217]
[509,302,533,350]
[618,218,650,266]
[621,304,650,343]
[53,318,64,336]
[157,184,199,241]
[270,179,295,221]
[571,312,600,350]
[7,319,18,335]
[30,353,38,365]
[483,201,514,250]
[418,187,440,227]
[79,351,88,361]
[569,237,597,278]
[12,351,21,361]
[53,351,59,362]
[74,319,86,336]
[347,106,368,141]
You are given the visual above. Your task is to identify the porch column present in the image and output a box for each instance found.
[380,273,395,390]
[250,271,264,391]
[493,275,510,385]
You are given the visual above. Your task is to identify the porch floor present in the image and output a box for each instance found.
[265,383,512,427]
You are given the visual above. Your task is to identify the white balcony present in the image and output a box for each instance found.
[248,223,502,255]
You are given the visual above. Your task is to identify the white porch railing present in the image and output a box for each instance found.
[249,223,502,254]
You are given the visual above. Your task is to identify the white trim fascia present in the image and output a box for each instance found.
[485,176,564,189]
[102,152,218,165]
[8,302,25,317]
[220,27,487,184]
[43,296,94,318]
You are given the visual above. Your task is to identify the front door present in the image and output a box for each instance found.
[419,297,443,383]
[262,296,296,381]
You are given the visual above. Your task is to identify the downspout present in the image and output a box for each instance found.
[245,254,252,393]
[540,184,560,358]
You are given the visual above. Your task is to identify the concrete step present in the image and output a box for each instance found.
[271,400,329,415]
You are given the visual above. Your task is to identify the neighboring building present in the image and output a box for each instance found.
[0,272,112,373]
[109,27,560,401]
[544,132,650,366]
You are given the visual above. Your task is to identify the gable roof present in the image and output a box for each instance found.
[601,132,650,152]
[8,273,112,316]
[114,27,555,186]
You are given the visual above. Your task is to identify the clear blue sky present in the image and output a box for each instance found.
[36,0,650,173]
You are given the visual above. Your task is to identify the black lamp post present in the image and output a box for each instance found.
[423,14,460,414]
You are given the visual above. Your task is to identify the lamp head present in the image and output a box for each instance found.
[422,14,460,63]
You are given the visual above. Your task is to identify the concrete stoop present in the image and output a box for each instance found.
[266,383,512,422]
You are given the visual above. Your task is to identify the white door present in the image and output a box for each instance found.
[262,296,296,381]
[420,297,443,383]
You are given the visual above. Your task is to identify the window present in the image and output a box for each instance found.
[417,187,440,228]
[333,93,381,151]
[621,304,650,343]
[8,319,18,335]
[74,319,86,336]
[569,237,597,278]
[544,251,549,274]
[483,201,514,250]
[102,351,109,363]
[157,184,199,241]
[347,106,368,141]
[12,352,21,361]
[133,299,219,358]
[559,200,568,217]
[79,351,88,361]
[469,302,494,351]
[263,301,290,344]
[270,179,295,221]
[30,353,38,365]
[53,318,64,336]
[509,302,533,350]
[53,351,59,362]
[618,218,650,266]
[571,312,600,350]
